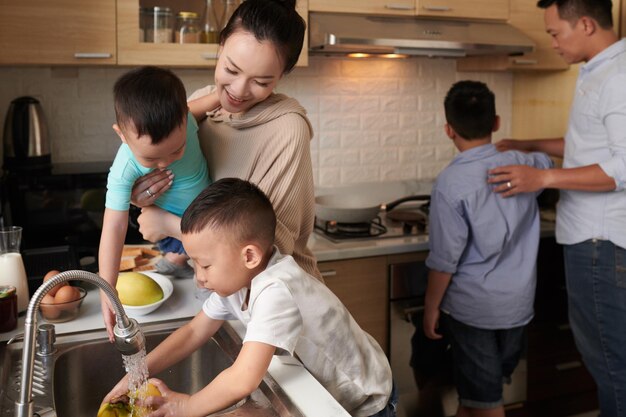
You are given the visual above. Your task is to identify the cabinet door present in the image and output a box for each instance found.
[457,0,568,71]
[0,0,116,65]
[416,0,508,21]
[118,0,308,67]
[309,0,416,16]
[318,256,388,354]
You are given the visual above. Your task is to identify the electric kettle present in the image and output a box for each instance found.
[2,96,51,171]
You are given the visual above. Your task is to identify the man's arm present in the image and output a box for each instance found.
[495,138,564,158]
[423,269,453,340]
[488,164,616,197]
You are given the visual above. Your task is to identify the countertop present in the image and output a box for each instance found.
[0,277,350,417]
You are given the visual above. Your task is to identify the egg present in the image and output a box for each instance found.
[43,269,68,296]
[40,294,61,319]
[54,285,81,309]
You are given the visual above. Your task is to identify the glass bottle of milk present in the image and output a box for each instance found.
[0,226,29,313]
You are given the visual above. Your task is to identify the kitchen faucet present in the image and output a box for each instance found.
[15,270,145,417]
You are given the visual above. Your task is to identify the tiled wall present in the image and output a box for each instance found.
[0,57,512,187]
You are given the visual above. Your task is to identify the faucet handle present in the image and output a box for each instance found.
[36,324,56,356]
[7,332,24,345]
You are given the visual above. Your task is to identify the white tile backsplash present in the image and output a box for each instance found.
[0,57,512,188]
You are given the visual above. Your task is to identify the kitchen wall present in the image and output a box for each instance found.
[0,57,512,187]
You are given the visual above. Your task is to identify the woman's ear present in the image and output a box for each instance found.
[112,124,127,143]
[241,244,263,270]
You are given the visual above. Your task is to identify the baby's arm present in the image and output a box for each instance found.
[188,89,220,122]
[98,208,130,341]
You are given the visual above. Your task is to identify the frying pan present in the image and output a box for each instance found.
[315,194,430,223]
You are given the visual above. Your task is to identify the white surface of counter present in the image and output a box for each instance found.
[0,277,350,417]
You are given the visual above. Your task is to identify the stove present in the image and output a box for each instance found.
[314,209,428,243]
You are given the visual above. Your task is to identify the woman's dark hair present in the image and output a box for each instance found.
[181,178,276,251]
[113,66,188,144]
[219,0,305,74]
[537,0,613,29]
[444,81,496,140]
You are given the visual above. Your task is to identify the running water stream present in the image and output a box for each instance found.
[123,346,151,417]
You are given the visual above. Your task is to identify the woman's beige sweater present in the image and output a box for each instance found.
[190,86,321,280]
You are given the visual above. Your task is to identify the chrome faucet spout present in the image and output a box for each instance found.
[15,270,145,417]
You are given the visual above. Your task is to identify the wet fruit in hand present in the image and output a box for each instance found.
[97,401,130,417]
[98,383,162,417]
[116,272,164,306]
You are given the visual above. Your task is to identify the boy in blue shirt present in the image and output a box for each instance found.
[423,81,552,417]
[99,66,217,340]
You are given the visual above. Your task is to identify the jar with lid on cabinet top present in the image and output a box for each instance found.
[141,6,173,43]
[175,11,201,44]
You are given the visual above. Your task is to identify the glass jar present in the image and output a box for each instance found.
[141,6,173,43]
[201,0,221,44]
[0,286,17,333]
[175,11,201,44]
[220,0,240,31]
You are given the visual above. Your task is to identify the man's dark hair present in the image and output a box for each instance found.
[219,0,305,74]
[181,178,276,251]
[537,0,613,29]
[444,80,496,140]
[113,66,188,145]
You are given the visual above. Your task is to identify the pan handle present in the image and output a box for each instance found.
[384,194,430,212]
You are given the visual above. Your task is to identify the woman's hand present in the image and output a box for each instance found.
[102,376,130,405]
[145,379,190,417]
[131,169,174,207]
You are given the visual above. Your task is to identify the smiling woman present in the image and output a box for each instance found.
[132,0,322,281]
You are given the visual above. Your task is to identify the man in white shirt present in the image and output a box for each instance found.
[487,1,626,415]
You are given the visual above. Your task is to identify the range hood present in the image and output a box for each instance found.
[309,13,535,58]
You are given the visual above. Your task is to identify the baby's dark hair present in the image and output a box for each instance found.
[113,66,188,145]
[537,0,613,29]
[444,80,496,140]
[219,0,305,74]
[181,178,276,251]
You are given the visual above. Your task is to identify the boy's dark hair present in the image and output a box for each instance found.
[181,178,276,251]
[537,0,613,29]
[219,0,305,74]
[444,80,496,140]
[113,66,188,145]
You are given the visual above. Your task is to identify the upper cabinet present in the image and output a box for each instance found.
[117,0,308,67]
[0,0,116,65]
[309,0,509,21]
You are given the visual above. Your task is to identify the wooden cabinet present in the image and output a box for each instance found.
[457,0,568,72]
[309,0,508,21]
[319,256,388,353]
[0,0,116,65]
[117,0,308,67]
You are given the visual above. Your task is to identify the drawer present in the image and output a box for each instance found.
[527,350,596,401]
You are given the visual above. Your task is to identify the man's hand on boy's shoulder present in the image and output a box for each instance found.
[488,165,548,197]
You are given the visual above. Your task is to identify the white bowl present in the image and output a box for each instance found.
[122,272,173,316]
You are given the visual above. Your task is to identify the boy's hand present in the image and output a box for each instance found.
[100,295,116,342]
[131,169,173,207]
[423,307,442,340]
[143,378,190,417]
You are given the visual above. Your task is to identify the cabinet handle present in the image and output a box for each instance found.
[73,53,113,59]
[385,4,416,10]
[320,270,337,278]
[512,58,538,65]
[555,361,582,371]
[201,52,219,60]
[422,5,453,11]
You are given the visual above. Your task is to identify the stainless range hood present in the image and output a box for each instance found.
[309,13,535,58]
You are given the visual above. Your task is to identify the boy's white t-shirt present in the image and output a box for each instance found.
[202,249,392,417]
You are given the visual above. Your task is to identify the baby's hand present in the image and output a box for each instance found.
[131,169,174,207]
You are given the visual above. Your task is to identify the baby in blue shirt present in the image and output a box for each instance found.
[99,66,217,340]
[423,80,552,416]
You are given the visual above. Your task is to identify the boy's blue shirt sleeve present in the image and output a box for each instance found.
[426,188,468,274]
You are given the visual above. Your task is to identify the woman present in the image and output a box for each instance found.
[131,0,321,281]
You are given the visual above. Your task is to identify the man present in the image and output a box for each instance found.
[487,1,626,415]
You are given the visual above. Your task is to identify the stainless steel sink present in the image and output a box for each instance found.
[0,320,304,417]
